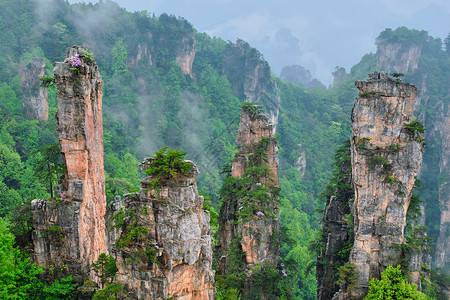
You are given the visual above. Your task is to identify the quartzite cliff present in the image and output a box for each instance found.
[32,46,106,282]
[216,104,280,297]
[349,72,424,298]
[31,46,216,298]
[106,159,215,299]
[19,57,49,121]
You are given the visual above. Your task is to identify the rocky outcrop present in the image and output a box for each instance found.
[295,144,307,177]
[223,40,280,132]
[106,160,215,299]
[175,36,196,77]
[435,105,450,273]
[376,42,422,74]
[32,46,106,282]
[217,104,280,297]
[19,57,48,121]
[347,72,424,298]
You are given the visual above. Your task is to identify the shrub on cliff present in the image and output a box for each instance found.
[364,265,426,299]
[144,146,192,180]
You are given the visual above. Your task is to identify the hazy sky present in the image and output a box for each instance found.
[68,0,450,85]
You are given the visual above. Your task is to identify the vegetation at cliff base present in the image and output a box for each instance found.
[364,265,426,300]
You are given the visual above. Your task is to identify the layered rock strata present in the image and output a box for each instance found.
[217,104,280,294]
[32,46,106,281]
[19,57,48,121]
[107,160,215,299]
[348,72,424,298]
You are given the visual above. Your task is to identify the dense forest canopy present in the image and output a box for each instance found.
[0,0,448,298]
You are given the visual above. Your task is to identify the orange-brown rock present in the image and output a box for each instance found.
[217,104,280,293]
[175,36,196,77]
[32,46,106,282]
[376,40,422,74]
[347,72,424,298]
[19,57,48,121]
[107,160,215,299]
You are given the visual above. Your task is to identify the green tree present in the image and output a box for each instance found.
[365,265,427,300]
[0,218,43,299]
[144,146,192,180]
[111,38,127,74]
[32,144,65,198]
[91,253,118,288]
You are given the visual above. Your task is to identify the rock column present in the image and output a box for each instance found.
[349,72,424,297]
[217,104,280,297]
[107,160,215,299]
[19,57,48,121]
[32,46,106,282]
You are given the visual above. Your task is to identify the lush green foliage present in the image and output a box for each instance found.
[91,253,118,288]
[144,146,192,180]
[365,265,426,300]
[0,1,447,298]
[0,218,77,299]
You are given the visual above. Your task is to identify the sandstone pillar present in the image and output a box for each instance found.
[32,46,106,282]
[19,57,48,121]
[349,72,424,297]
[107,159,215,299]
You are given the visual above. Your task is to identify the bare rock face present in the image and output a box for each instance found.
[295,144,307,177]
[19,57,48,121]
[217,104,280,296]
[32,46,106,282]
[376,42,422,74]
[223,40,280,132]
[175,36,196,77]
[106,160,215,299]
[348,72,424,298]
[435,106,450,273]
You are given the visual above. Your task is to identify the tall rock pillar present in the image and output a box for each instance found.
[32,46,106,282]
[19,57,48,121]
[349,72,424,297]
[217,104,280,297]
[107,159,215,299]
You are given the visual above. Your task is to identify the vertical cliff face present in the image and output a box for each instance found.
[175,36,196,77]
[348,72,424,298]
[222,40,280,131]
[107,160,215,299]
[32,46,106,282]
[435,106,450,273]
[217,104,280,297]
[376,42,422,74]
[19,57,48,121]
[375,29,449,274]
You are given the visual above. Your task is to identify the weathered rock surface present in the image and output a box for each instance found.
[175,36,196,77]
[32,46,106,282]
[375,30,449,275]
[348,72,424,298]
[217,104,280,288]
[223,40,280,132]
[376,41,422,74]
[106,160,215,299]
[19,57,48,121]
[435,105,450,273]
